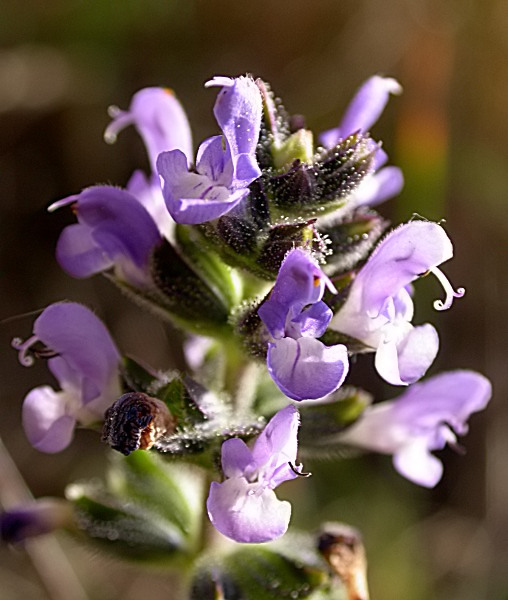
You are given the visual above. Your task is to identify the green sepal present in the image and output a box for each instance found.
[266,133,377,220]
[190,540,334,600]
[272,129,314,169]
[256,221,319,278]
[153,376,263,457]
[320,208,388,276]
[120,356,161,394]
[175,224,243,309]
[298,387,373,458]
[150,239,231,335]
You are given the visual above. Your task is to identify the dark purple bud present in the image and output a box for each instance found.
[1,500,72,544]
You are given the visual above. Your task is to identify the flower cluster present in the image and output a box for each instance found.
[4,72,491,566]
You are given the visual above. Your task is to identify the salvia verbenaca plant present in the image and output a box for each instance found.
[3,74,492,600]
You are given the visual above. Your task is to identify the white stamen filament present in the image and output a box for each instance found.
[429,267,465,311]
[11,335,39,367]
[103,107,131,145]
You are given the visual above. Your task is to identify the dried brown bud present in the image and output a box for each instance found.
[317,522,370,600]
[102,392,176,456]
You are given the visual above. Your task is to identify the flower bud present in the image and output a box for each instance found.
[102,392,176,456]
[1,499,73,544]
[317,522,370,600]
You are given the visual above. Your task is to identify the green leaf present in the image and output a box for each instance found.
[66,451,205,562]
[299,387,373,458]
[66,482,186,563]
[190,543,331,600]
[108,452,204,547]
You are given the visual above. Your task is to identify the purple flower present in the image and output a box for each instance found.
[126,170,176,242]
[1,499,72,543]
[258,249,349,401]
[339,371,492,487]
[207,405,304,543]
[157,76,262,224]
[320,75,404,207]
[50,186,162,288]
[330,221,465,386]
[12,302,121,453]
[104,87,193,173]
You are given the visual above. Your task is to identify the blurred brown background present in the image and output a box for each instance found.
[0,0,507,598]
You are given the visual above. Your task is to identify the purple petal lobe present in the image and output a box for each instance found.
[251,404,299,484]
[105,87,193,172]
[267,337,349,401]
[352,166,404,208]
[56,223,113,278]
[340,370,492,487]
[221,437,254,478]
[375,323,439,386]
[34,302,120,393]
[393,441,444,488]
[207,479,291,543]
[258,249,326,339]
[320,76,402,148]
[156,76,261,224]
[358,222,454,317]
[126,171,175,241]
[206,75,262,178]
[207,405,302,543]
[56,186,161,286]
[22,386,76,453]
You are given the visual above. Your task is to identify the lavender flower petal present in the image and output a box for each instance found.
[14,303,121,452]
[331,221,463,385]
[206,405,302,543]
[352,166,404,208]
[126,170,175,241]
[34,302,120,394]
[320,76,402,148]
[207,479,292,543]
[157,76,262,224]
[374,323,439,386]
[267,338,349,401]
[340,370,492,487]
[22,386,76,453]
[55,186,161,287]
[104,87,193,172]
[205,75,262,184]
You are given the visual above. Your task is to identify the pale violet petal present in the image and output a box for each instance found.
[375,323,438,386]
[206,479,291,543]
[22,386,76,453]
[105,87,193,172]
[393,440,444,488]
[221,437,254,478]
[267,337,349,401]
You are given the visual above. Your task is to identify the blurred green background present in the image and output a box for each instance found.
[0,0,507,598]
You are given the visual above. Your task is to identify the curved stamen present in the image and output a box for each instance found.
[11,335,39,367]
[429,267,465,311]
[288,461,312,478]
[103,108,132,144]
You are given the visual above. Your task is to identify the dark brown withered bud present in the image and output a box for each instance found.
[102,392,176,456]
[317,522,370,600]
